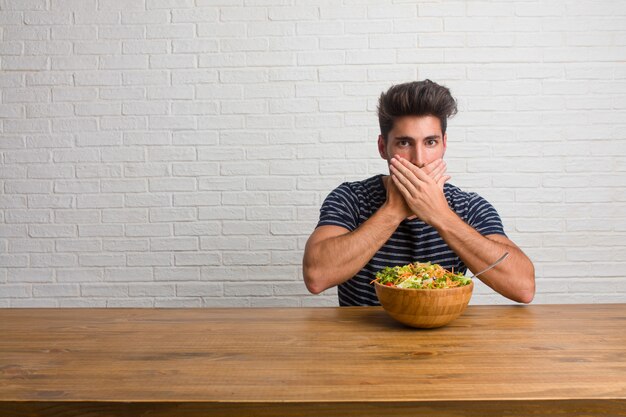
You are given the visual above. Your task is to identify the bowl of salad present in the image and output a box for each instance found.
[372,262,473,328]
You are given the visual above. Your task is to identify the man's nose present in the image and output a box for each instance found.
[412,148,425,168]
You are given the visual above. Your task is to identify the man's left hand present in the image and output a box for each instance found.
[389,156,451,226]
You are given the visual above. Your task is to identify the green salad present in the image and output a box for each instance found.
[372,262,472,289]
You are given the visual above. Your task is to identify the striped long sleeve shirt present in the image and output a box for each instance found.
[317,174,506,306]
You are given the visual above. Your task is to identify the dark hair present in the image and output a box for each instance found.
[377,79,458,141]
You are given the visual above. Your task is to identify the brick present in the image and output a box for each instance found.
[219,131,266,145]
[128,253,172,267]
[172,8,218,23]
[224,283,272,297]
[5,209,49,223]
[0,255,29,267]
[172,163,218,177]
[246,52,295,67]
[79,225,124,237]
[24,11,72,25]
[148,146,196,161]
[81,284,128,297]
[199,53,246,68]
[28,195,73,209]
[105,268,152,282]
[147,24,194,39]
[177,282,222,296]
[147,86,194,99]
[2,284,32,298]
[149,178,195,192]
[297,51,344,66]
[0,11,23,24]
[129,284,176,297]
[100,0,144,9]
[122,10,168,24]
[222,192,268,206]
[175,253,221,266]
[150,208,196,222]
[222,221,268,235]
[124,132,169,145]
[126,224,171,237]
[201,237,247,251]
[320,6,366,19]
[220,7,266,21]
[247,176,295,191]
[24,40,72,56]
[2,56,48,71]
[8,269,53,283]
[196,85,243,99]
[149,116,196,130]
[172,70,218,85]
[173,102,219,116]
[4,26,48,41]
[175,222,220,237]
[124,163,170,177]
[198,22,246,37]
[249,237,296,250]
[149,55,196,69]
[172,39,219,53]
[246,207,293,221]
[173,192,220,207]
[147,0,194,8]
[154,267,200,281]
[102,209,148,223]
[122,70,169,85]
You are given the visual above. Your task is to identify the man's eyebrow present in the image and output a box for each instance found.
[424,134,441,140]
[393,135,441,141]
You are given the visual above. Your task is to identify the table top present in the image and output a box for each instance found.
[1,304,625,416]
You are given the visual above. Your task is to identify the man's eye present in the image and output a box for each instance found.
[398,141,410,147]
[426,139,437,146]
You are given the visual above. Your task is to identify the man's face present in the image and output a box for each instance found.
[378,115,447,168]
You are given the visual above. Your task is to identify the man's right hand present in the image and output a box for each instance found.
[423,159,450,189]
[382,158,450,222]
[382,175,413,222]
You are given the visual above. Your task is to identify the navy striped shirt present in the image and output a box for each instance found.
[317,174,506,306]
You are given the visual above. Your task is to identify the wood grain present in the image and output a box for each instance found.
[1,305,625,416]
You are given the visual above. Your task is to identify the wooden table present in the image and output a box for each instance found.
[1,305,625,417]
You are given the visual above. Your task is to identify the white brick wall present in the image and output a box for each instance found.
[1,1,625,307]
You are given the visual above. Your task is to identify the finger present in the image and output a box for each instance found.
[389,164,417,198]
[437,175,451,188]
[390,157,420,186]
[429,161,447,181]
[422,158,444,176]
[390,170,416,200]
[397,157,432,183]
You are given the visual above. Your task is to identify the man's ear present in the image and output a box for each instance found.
[377,135,388,159]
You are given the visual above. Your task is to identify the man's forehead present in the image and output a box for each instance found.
[390,115,443,137]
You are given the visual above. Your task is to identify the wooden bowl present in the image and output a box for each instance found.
[374,280,473,328]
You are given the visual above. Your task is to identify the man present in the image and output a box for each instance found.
[302,80,535,306]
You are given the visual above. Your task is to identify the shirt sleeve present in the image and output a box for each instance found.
[317,183,360,232]
[464,192,507,237]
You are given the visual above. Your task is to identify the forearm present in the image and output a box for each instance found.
[303,206,402,294]
[434,210,535,303]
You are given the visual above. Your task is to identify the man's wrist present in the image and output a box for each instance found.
[430,207,459,234]
[378,203,406,226]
